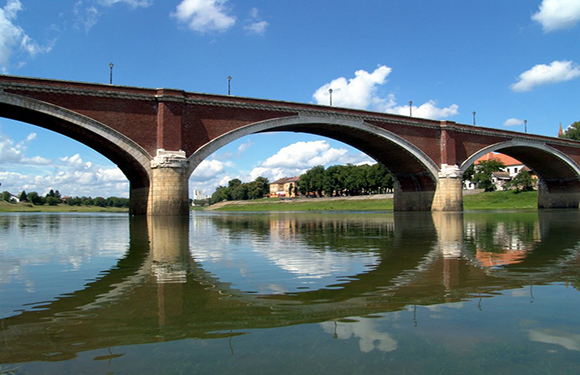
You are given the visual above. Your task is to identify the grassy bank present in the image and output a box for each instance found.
[209,190,539,212]
[0,201,128,213]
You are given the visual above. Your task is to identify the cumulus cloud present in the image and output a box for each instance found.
[189,139,374,196]
[0,129,128,197]
[510,60,580,92]
[532,0,580,32]
[313,65,392,110]
[504,118,525,127]
[172,0,236,33]
[0,130,48,164]
[191,158,225,181]
[0,0,53,72]
[313,65,459,120]
[249,140,373,182]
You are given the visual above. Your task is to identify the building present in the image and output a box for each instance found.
[464,152,535,191]
[269,176,300,198]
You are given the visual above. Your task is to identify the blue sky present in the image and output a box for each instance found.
[0,0,579,198]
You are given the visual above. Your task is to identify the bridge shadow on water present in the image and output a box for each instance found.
[1,210,580,364]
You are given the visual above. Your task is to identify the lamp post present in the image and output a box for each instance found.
[524,119,527,133]
[109,62,114,85]
[329,88,333,106]
[409,101,412,117]
[473,111,476,126]
[227,76,231,95]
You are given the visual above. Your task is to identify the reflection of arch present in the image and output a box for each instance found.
[0,92,152,189]
[187,115,440,189]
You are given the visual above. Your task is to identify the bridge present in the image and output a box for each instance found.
[1,75,580,216]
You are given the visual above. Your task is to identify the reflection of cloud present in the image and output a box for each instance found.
[321,318,398,353]
[529,329,580,351]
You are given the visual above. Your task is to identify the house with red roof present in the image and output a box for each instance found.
[464,152,535,191]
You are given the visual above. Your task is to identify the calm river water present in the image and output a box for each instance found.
[1,210,580,374]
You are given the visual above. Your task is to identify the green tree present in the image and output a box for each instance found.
[2,191,11,202]
[211,186,229,204]
[559,121,580,140]
[472,159,506,192]
[19,190,27,202]
[46,196,60,206]
[27,191,45,205]
[505,170,535,192]
[231,184,247,201]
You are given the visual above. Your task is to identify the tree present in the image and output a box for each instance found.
[505,170,535,192]
[19,190,27,202]
[559,121,580,140]
[472,159,506,192]
[2,191,11,202]
[27,191,45,205]
[211,186,229,204]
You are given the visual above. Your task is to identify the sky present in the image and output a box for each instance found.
[0,0,579,198]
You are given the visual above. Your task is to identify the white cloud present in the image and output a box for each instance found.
[313,66,459,120]
[386,99,459,120]
[249,140,373,182]
[504,118,524,127]
[245,20,267,34]
[0,130,128,197]
[532,0,580,32]
[172,0,236,33]
[0,0,52,72]
[73,3,100,33]
[98,0,153,8]
[313,65,392,110]
[510,60,580,92]
[244,7,268,35]
[236,139,253,156]
[191,158,225,181]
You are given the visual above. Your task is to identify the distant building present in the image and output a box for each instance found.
[192,189,210,204]
[464,153,535,191]
[269,176,300,198]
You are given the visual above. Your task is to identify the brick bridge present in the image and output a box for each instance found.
[1,75,579,215]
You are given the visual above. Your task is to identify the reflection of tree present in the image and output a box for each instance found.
[206,213,397,254]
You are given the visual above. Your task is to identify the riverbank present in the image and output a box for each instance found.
[206,190,539,212]
[0,201,129,213]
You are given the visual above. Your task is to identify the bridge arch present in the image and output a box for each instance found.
[188,114,440,208]
[0,91,152,214]
[461,139,580,208]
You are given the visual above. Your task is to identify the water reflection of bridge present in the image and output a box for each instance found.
[1,211,579,363]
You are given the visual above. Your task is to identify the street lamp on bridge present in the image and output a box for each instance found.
[227,76,232,95]
[109,62,114,85]
[329,88,333,106]
[409,101,412,117]
[524,119,527,133]
[473,111,476,126]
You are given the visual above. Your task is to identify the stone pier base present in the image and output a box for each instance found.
[431,164,463,212]
[393,181,434,211]
[537,180,580,209]
[147,150,190,216]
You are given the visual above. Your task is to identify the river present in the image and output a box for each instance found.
[1,210,579,374]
